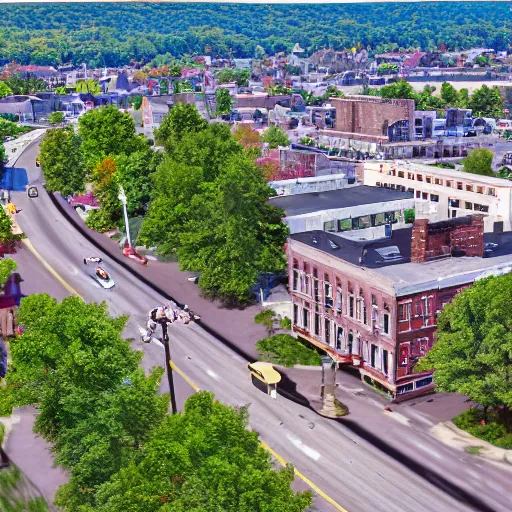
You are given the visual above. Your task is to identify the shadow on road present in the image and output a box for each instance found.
[49,190,497,512]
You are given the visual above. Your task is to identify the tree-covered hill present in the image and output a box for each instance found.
[0,2,508,67]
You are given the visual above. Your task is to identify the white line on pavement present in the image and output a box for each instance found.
[286,434,321,461]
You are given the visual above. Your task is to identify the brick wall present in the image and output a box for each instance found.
[411,215,484,263]
[331,96,415,141]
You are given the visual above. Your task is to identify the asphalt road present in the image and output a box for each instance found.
[6,140,512,512]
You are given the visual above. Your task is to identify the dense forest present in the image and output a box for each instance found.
[0,2,508,67]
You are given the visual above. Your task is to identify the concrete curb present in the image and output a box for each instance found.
[432,421,512,464]
[6,130,47,170]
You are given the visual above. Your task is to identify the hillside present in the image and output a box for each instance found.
[0,2,508,67]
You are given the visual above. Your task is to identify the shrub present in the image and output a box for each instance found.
[256,334,321,367]
[280,316,292,330]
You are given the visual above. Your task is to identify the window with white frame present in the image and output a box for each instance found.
[382,312,390,335]
[336,326,344,351]
[324,273,333,308]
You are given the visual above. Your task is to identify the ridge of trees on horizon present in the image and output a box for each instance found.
[0,3,508,67]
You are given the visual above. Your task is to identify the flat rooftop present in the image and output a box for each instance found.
[270,185,413,217]
[290,227,512,296]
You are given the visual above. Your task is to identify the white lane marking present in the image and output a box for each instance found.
[403,408,434,427]
[206,369,220,381]
[138,326,163,348]
[383,410,411,426]
[286,434,321,461]
[414,442,443,460]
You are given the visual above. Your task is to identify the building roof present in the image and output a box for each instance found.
[290,224,512,296]
[270,185,413,217]
[368,161,512,187]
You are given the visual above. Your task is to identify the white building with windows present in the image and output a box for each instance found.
[363,161,512,233]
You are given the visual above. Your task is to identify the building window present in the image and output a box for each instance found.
[382,312,390,334]
[347,331,353,354]
[407,172,414,180]
[416,174,423,182]
[348,295,355,318]
[383,350,389,376]
[338,218,352,231]
[314,313,320,336]
[356,292,366,324]
[397,382,414,395]
[362,341,369,362]
[292,269,299,291]
[293,304,299,325]
[336,326,344,351]
[373,212,386,226]
[398,302,411,325]
[457,181,463,190]
[324,273,333,307]
[477,186,484,194]
[324,220,336,232]
[303,308,309,330]
[399,343,409,366]
[358,215,372,229]
[425,176,432,184]
[398,171,405,178]
[474,203,489,213]
[430,194,439,202]
[449,198,460,208]
[434,178,443,185]
[416,376,433,388]
[422,192,428,200]
[385,211,398,224]
[466,184,473,192]
[324,318,331,345]
[446,180,453,188]
[465,202,473,210]
[313,277,320,302]
[488,188,496,196]
[416,190,421,199]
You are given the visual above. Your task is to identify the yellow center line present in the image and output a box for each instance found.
[23,238,348,512]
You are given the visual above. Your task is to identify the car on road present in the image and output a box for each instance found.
[68,192,100,212]
[84,259,115,289]
[122,242,148,266]
[27,186,38,198]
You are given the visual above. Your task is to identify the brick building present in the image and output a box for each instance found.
[330,95,415,143]
[287,215,512,400]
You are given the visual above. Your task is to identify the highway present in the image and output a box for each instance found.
[7,139,512,512]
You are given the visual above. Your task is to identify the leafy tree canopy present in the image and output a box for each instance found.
[48,111,65,125]
[215,87,233,115]
[418,274,512,427]
[0,82,12,98]
[39,127,85,196]
[462,148,494,177]
[263,126,290,149]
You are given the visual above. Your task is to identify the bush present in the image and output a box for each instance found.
[404,209,415,224]
[453,407,512,449]
[256,334,321,367]
[280,316,292,330]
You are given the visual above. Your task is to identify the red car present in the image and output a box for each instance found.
[122,241,148,266]
[68,192,100,212]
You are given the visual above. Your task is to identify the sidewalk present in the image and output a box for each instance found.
[51,193,332,409]
[432,421,512,465]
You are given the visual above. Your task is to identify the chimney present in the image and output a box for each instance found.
[411,218,429,263]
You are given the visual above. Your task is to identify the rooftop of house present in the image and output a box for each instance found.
[289,218,512,295]
[270,185,413,217]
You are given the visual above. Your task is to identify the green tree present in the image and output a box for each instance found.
[0,82,12,98]
[154,103,208,151]
[415,85,444,111]
[39,127,85,196]
[3,74,47,95]
[254,44,266,59]
[169,63,182,77]
[462,148,494,177]
[417,274,512,430]
[0,259,17,287]
[75,79,101,94]
[0,207,19,244]
[379,80,417,100]
[440,82,458,106]
[78,106,143,171]
[85,157,121,232]
[458,88,470,108]
[0,118,30,138]
[48,111,65,125]
[91,392,312,512]
[215,87,233,115]
[263,126,290,149]
[468,85,504,118]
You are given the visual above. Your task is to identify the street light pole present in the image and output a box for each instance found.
[160,320,178,415]
[118,185,132,248]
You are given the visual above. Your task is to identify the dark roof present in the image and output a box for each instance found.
[290,228,412,269]
[270,186,414,217]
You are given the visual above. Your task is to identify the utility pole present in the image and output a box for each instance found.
[160,320,178,415]
[118,185,132,248]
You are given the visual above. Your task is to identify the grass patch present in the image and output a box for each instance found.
[453,407,512,449]
[256,334,322,367]
[464,445,484,455]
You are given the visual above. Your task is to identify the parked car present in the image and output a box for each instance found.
[68,192,100,212]
[122,241,148,266]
